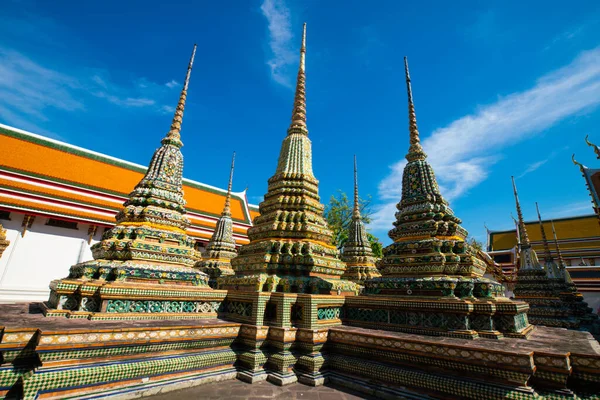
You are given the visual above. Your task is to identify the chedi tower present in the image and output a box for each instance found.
[219,24,358,295]
[43,45,227,319]
[358,58,533,339]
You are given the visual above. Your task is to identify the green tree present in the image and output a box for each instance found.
[324,190,383,258]
[467,237,484,252]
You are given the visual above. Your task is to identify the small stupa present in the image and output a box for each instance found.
[511,178,579,328]
[196,152,238,287]
[534,202,563,290]
[550,219,600,335]
[219,24,358,295]
[0,223,9,258]
[43,45,226,319]
[362,58,532,339]
[340,156,380,284]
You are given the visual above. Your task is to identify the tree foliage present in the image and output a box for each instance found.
[467,237,484,252]
[324,190,383,258]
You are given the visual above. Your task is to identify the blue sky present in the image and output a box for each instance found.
[1,0,600,245]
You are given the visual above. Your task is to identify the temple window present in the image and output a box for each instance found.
[46,218,78,230]
[0,210,10,220]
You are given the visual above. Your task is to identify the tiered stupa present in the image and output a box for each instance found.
[0,224,9,258]
[42,45,226,319]
[511,178,580,328]
[340,156,380,284]
[534,202,563,289]
[196,152,238,287]
[219,24,358,295]
[550,219,600,335]
[360,58,533,339]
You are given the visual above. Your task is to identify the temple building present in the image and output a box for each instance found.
[487,133,600,313]
[340,156,380,284]
[0,125,258,303]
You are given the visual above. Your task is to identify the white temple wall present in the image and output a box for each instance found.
[0,213,100,302]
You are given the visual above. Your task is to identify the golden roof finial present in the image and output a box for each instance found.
[222,151,236,217]
[353,155,360,219]
[404,57,426,162]
[163,44,197,147]
[511,176,530,248]
[572,154,586,173]
[585,135,600,159]
[288,23,307,135]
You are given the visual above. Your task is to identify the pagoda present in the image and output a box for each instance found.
[358,58,533,339]
[550,219,600,335]
[0,223,9,258]
[534,202,563,289]
[42,45,226,319]
[340,156,380,284]
[219,24,358,296]
[511,178,579,328]
[195,152,238,287]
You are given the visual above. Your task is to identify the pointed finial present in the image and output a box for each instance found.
[511,212,521,247]
[585,135,600,159]
[572,153,587,173]
[535,202,554,263]
[288,23,308,135]
[353,155,360,219]
[163,44,197,147]
[404,57,426,162]
[550,220,567,268]
[222,151,236,217]
[511,176,531,247]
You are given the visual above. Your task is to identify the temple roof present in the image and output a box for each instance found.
[0,123,259,243]
[489,214,600,251]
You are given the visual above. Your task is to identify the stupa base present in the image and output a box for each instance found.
[345,293,533,339]
[43,278,227,320]
[218,274,360,295]
[0,303,599,399]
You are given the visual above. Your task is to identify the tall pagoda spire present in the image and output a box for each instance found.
[163,44,197,148]
[341,156,380,284]
[535,202,560,279]
[404,57,426,162]
[511,176,531,248]
[222,152,236,217]
[275,23,314,177]
[288,22,307,135]
[364,58,532,340]
[44,45,218,320]
[223,23,357,296]
[196,151,238,287]
[550,220,574,285]
[353,155,360,219]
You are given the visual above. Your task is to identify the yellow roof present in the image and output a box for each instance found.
[490,215,600,251]
[0,124,258,241]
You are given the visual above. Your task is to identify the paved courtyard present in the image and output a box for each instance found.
[148,379,376,400]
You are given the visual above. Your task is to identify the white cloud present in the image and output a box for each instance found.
[160,105,176,114]
[371,47,600,232]
[0,46,183,130]
[544,201,595,219]
[165,79,179,89]
[260,0,296,88]
[517,159,549,179]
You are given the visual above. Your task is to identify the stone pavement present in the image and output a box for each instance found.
[147,379,377,400]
